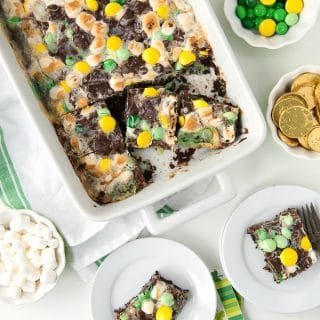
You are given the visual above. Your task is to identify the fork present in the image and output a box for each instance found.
[299,204,320,252]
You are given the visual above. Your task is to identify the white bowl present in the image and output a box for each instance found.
[0,203,66,305]
[267,65,320,160]
[224,0,320,49]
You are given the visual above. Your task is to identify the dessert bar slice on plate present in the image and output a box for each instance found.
[125,88,178,149]
[114,271,189,320]
[247,208,317,283]
[177,95,239,149]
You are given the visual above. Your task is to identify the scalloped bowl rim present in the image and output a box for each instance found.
[0,204,66,305]
[267,65,320,160]
[224,0,320,49]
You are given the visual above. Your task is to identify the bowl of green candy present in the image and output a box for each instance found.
[224,0,320,49]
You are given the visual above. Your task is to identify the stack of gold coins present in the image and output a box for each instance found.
[272,73,320,152]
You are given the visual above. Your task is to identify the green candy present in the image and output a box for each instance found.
[259,239,277,253]
[273,8,287,22]
[274,235,289,249]
[285,13,299,26]
[62,101,70,113]
[97,108,111,118]
[160,292,175,307]
[44,32,57,53]
[254,4,267,18]
[256,228,268,241]
[133,298,142,309]
[127,115,140,128]
[276,22,289,35]
[75,124,85,134]
[119,313,129,320]
[175,61,184,71]
[265,8,275,19]
[140,120,150,131]
[65,28,73,39]
[116,48,130,61]
[200,128,213,142]
[246,8,255,19]
[7,16,21,24]
[242,18,255,29]
[274,2,284,9]
[113,0,126,4]
[238,0,246,5]
[65,55,76,66]
[255,17,264,29]
[245,0,257,8]
[126,157,136,171]
[223,112,238,123]
[282,215,294,227]
[281,227,292,239]
[152,126,165,141]
[236,5,247,20]
[103,59,117,72]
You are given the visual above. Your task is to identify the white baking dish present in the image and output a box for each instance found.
[0,0,266,234]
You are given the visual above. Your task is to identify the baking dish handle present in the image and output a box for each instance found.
[140,172,236,235]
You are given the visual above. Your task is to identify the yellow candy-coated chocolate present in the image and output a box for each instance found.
[301,236,312,251]
[105,2,122,16]
[137,131,153,148]
[260,0,276,5]
[143,87,160,97]
[179,115,185,127]
[280,248,298,267]
[74,61,91,75]
[156,306,173,320]
[259,19,276,37]
[179,50,196,66]
[106,36,122,51]
[59,80,71,94]
[99,116,116,133]
[34,43,47,53]
[157,4,170,19]
[99,158,112,172]
[285,0,304,14]
[86,0,98,11]
[159,113,170,128]
[193,99,209,108]
[142,47,161,65]
[199,50,209,56]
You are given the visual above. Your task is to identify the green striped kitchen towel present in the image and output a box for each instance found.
[0,126,244,319]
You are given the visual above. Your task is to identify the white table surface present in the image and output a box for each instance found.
[2,0,320,319]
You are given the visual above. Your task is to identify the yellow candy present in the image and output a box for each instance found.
[105,2,122,17]
[285,0,304,14]
[179,115,185,127]
[74,61,91,75]
[193,99,209,108]
[156,306,173,320]
[301,236,312,251]
[59,80,71,94]
[142,47,161,65]
[199,50,209,56]
[260,0,276,5]
[106,36,122,51]
[143,87,160,97]
[259,19,276,37]
[86,0,98,11]
[179,50,196,66]
[280,248,298,267]
[159,113,170,128]
[99,158,112,172]
[157,4,170,19]
[24,0,29,13]
[137,131,153,148]
[99,116,117,133]
[34,43,47,53]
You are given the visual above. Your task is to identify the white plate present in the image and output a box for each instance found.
[90,238,216,320]
[221,185,320,314]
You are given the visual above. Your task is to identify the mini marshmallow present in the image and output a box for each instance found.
[0,271,12,286]
[0,239,10,251]
[26,249,40,260]
[32,223,47,237]
[27,268,41,282]
[11,273,26,287]
[6,286,22,299]
[3,230,20,243]
[22,280,36,293]
[40,228,52,242]
[0,225,5,239]
[41,248,57,270]
[11,240,27,252]
[30,255,42,268]
[9,215,30,232]
[28,236,47,250]
[47,238,59,249]
[40,269,56,284]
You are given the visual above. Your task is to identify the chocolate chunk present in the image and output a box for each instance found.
[55,37,78,61]
[73,29,92,50]
[214,78,226,97]
[119,9,135,27]
[47,5,66,21]
[120,56,146,75]
[128,0,152,13]
[89,131,127,155]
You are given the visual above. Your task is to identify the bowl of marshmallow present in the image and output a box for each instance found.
[0,203,65,304]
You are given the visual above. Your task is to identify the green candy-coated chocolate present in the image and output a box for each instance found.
[62,101,70,113]
[113,0,126,4]
[275,235,289,249]
[140,120,150,131]
[276,22,289,35]
[75,124,85,134]
[238,0,246,5]
[265,8,275,19]
[119,313,129,320]
[201,128,213,142]
[44,32,57,53]
[7,16,21,24]
[274,2,284,9]
[103,59,117,72]
[160,292,175,307]
[65,55,76,66]
[245,0,257,8]
[127,115,140,128]
[259,239,277,253]
[116,48,130,61]
[97,108,111,118]
[255,17,264,29]
[285,13,299,26]
[126,157,136,171]
[257,228,268,241]
[65,28,73,39]
[281,227,292,239]
[152,126,165,141]
[282,215,294,227]
[242,18,255,29]
[254,4,267,17]
[236,5,247,19]
[273,8,287,22]
[223,112,238,123]
[246,8,255,19]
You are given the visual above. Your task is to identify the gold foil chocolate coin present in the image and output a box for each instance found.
[307,127,320,152]
[298,135,311,150]
[278,130,299,147]
[279,106,314,138]
[296,86,317,109]
[291,73,320,92]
